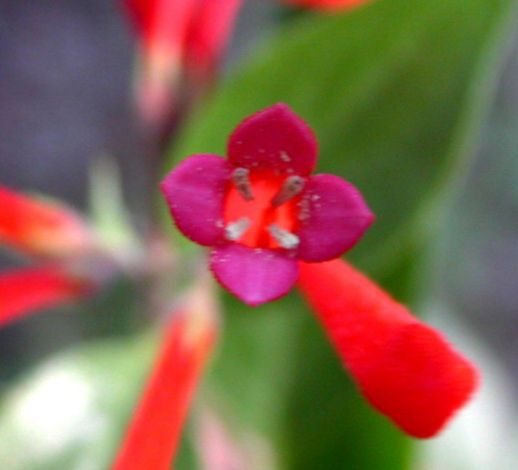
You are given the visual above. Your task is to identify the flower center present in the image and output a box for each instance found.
[223,168,304,249]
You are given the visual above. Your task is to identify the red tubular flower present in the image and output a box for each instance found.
[298,259,479,438]
[122,0,365,125]
[0,186,94,259]
[184,0,243,84]
[113,283,218,470]
[0,186,98,327]
[161,104,374,306]
[124,0,196,67]
[0,266,89,328]
[124,0,199,125]
[123,0,243,125]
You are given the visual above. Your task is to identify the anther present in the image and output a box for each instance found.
[225,217,251,241]
[268,224,300,250]
[271,175,305,207]
[232,168,254,201]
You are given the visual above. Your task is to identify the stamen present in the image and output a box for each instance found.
[225,217,251,241]
[232,168,254,201]
[268,224,300,250]
[271,176,305,207]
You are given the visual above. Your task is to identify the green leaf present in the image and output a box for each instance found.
[167,0,516,468]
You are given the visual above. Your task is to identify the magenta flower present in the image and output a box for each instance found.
[161,104,374,306]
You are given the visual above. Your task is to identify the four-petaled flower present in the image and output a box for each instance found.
[161,104,374,305]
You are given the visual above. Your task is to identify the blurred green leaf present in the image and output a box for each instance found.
[168,0,515,468]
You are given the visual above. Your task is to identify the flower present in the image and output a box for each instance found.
[161,104,374,306]
[183,0,244,85]
[111,259,479,470]
[0,186,95,259]
[113,278,218,470]
[122,0,366,126]
[0,266,90,328]
[0,186,95,326]
[298,259,479,438]
[123,0,243,126]
[124,0,199,125]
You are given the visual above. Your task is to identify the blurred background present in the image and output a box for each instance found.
[0,0,517,468]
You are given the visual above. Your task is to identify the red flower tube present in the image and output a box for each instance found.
[184,0,243,84]
[113,282,218,470]
[124,0,196,63]
[0,186,95,259]
[0,266,90,327]
[124,0,199,125]
[298,259,479,438]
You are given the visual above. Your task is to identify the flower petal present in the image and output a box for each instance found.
[210,244,298,306]
[161,154,231,246]
[113,280,218,470]
[228,104,317,176]
[298,260,479,438]
[0,266,89,327]
[296,174,374,262]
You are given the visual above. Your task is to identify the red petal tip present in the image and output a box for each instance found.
[228,103,318,176]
